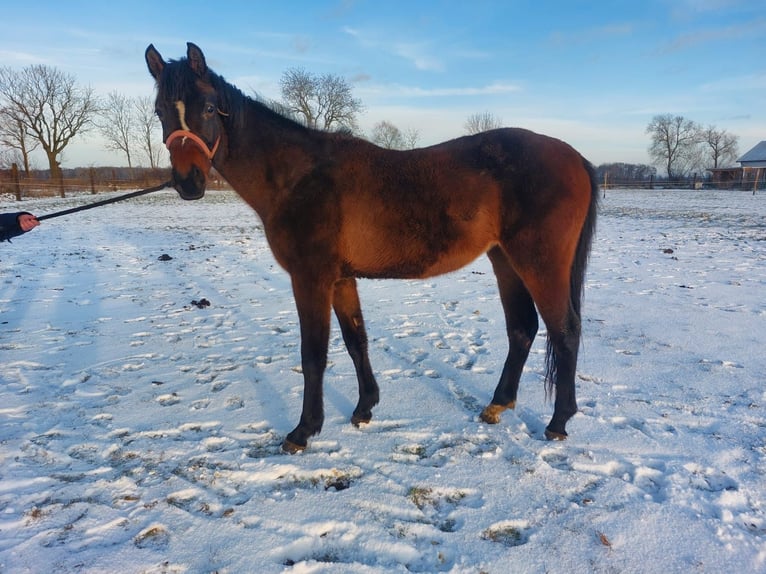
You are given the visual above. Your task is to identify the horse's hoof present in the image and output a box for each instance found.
[544,428,568,441]
[281,439,306,454]
[351,413,372,427]
[479,402,515,425]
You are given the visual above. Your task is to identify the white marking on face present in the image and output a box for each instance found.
[175,101,191,131]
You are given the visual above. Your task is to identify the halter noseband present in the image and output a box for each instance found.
[165,129,220,160]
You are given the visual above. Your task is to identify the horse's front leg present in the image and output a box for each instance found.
[283,274,334,453]
[332,277,379,426]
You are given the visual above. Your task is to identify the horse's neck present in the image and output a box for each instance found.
[217,102,321,220]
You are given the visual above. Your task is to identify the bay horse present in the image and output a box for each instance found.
[145,43,599,453]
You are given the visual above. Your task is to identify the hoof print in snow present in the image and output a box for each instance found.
[324,475,353,491]
[482,521,530,547]
[157,392,180,406]
[134,524,170,549]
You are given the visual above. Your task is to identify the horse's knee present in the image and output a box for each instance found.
[509,328,535,354]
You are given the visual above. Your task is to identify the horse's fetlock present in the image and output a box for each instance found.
[282,438,307,454]
[351,412,372,427]
[544,428,568,441]
[480,402,515,425]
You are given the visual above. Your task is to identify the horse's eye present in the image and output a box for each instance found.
[205,103,215,115]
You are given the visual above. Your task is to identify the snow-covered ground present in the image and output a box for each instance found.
[1,187,764,573]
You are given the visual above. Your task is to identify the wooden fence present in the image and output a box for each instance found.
[0,166,230,200]
[601,174,764,192]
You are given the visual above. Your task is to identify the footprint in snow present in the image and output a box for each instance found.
[156,393,181,406]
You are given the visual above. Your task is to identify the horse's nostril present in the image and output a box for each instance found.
[191,164,204,183]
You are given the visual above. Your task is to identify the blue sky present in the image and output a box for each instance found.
[1,0,763,169]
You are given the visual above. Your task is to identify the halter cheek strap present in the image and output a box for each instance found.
[165,130,221,160]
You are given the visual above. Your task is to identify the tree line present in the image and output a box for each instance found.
[0,65,162,188]
[1,62,743,197]
[646,114,739,179]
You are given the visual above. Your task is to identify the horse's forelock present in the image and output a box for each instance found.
[158,59,246,130]
[157,58,198,103]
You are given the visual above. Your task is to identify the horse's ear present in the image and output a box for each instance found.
[186,42,208,77]
[145,44,165,80]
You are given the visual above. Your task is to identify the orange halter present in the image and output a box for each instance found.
[164,130,220,160]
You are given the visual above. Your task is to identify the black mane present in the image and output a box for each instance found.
[158,57,311,135]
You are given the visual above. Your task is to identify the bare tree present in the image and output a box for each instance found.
[701,126,739,169]
[98,91,136,169]
[403,127,420,150]
[371,120,405,149]
[134,95,164,168]
[0,64,99,196]
[464,111,502,135]
[370,121,421,150]
[0,146,22,170]
[279,69,313,125]
[0,107,38,175]
[280,67,363,131]
[646,114,702,179]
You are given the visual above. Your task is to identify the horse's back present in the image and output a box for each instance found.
[333,128,593,280]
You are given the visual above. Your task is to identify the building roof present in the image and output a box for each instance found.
[738,141,766,167]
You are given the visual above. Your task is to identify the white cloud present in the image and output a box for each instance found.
[342,26,445,72]
[392,42,443,72]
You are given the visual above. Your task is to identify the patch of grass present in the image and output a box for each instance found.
[408,486,434,510]
[481,523,528,547]
[407,486,468,513]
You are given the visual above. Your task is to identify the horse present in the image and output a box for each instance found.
[145,42,599,453]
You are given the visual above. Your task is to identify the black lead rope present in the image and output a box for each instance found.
[37,180,173,221]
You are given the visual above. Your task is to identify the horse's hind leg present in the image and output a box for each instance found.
[333,277,380,426]
[540,302,581,440]
[518,266,581,440]
[480,246,539,424]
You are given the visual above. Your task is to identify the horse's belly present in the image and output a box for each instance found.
[341,194,501,279]
[343,225,497,279]
[420,243,494,277]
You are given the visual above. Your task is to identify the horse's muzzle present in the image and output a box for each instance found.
[166,132,214,200]
[171,166,206,200]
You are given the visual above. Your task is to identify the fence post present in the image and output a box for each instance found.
[56,162,65,198]
[11,163,21,201]
[90,167,97,194]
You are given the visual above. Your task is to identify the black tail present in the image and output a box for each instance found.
[570,158,599,318]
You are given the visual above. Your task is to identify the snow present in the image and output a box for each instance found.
[1,187,765,573]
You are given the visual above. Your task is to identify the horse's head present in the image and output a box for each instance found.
[145,42,225,200]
